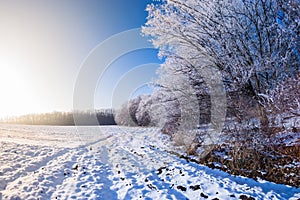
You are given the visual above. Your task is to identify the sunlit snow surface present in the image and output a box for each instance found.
[0,124,299,200]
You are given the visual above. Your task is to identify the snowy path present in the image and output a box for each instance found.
[0,125,299,200]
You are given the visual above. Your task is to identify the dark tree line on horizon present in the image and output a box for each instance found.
[0,110,116,126]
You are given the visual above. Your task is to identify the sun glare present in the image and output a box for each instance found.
[0,58,37,118]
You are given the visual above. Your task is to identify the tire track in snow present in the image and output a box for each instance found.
[1,147,87,200]
[0,143,69,191]
[52,145,118,200]
[0,127,112,199]
[0,133,114,199]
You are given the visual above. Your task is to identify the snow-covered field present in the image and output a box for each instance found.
[0,124,299,200]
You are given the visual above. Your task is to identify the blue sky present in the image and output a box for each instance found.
[0,0,161,117]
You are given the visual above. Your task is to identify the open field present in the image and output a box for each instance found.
[0,125,299,199]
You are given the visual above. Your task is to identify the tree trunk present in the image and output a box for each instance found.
[258,104,269,136]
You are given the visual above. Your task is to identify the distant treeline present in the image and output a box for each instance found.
[1,110,116,126]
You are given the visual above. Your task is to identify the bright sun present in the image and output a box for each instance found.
[0,58,36,118]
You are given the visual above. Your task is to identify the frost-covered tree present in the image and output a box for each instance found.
[143,0,300,133]
[114,101,137,126]
[135,95,153,126]
[128,96,142,125]
[149,88,181,134]
[115,95,154,127]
